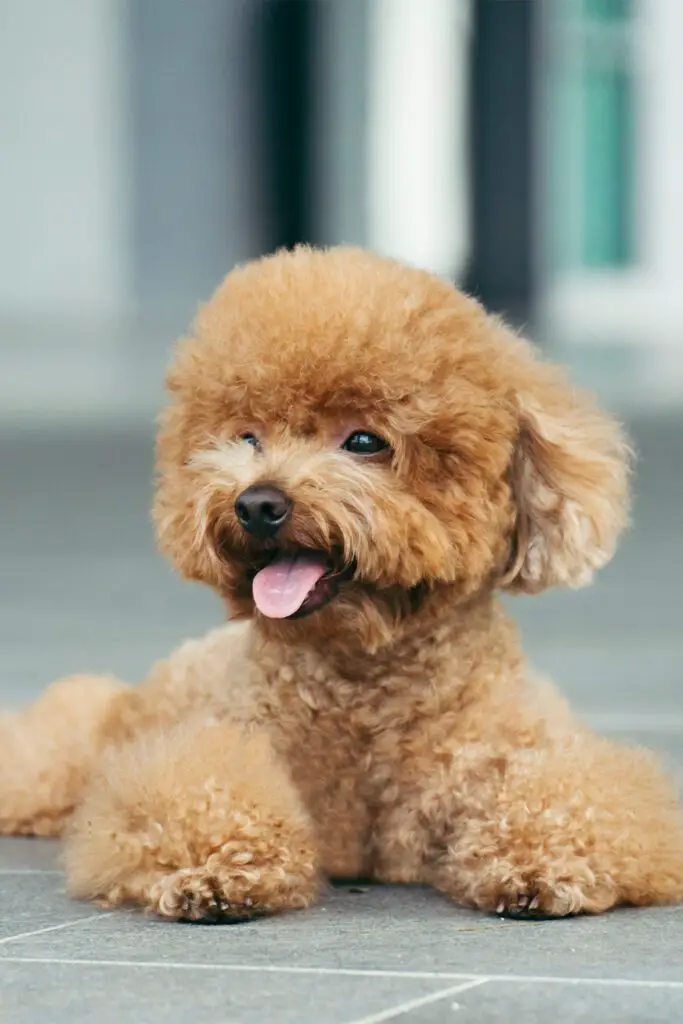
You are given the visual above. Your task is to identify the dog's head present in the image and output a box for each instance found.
[154,247,630,648]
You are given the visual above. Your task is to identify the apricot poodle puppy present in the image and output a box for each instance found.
[1,246,682,922]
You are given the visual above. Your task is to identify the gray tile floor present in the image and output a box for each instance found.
[1,415,682,1022]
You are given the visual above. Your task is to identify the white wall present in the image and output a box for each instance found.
[0,0,129,321]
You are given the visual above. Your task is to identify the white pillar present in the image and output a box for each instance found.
[366,0,471,280]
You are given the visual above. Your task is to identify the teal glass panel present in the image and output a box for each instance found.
[581,61,634,266]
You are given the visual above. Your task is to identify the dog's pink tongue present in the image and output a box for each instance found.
[252,552,328,618]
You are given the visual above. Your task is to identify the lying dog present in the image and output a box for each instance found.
[1,246,682,921]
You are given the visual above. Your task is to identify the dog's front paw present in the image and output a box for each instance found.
[470,863,618,919]
[492,880,584,919]
[145,844,319,923]
[150,867,262,923]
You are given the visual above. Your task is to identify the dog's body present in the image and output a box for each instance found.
[1,247,682,920]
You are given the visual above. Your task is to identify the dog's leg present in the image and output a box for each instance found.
[0,626,245,837]
[64,719,320,921]
[419,736,683,917]
[0,675,132,836]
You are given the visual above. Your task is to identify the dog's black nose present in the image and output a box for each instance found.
[234,485,292,538]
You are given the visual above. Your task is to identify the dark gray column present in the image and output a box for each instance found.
[127,0,266,324]
[463,0,537,326]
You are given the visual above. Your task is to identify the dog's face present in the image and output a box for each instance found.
[155,247,630,647]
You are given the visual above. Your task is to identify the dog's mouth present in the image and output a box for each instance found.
[249,549,354,620]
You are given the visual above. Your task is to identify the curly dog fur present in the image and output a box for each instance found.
[1,246,682,922]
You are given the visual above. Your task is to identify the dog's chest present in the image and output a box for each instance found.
[262,663,386,876]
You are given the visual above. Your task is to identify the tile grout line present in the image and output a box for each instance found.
[0,913,113,947]
[0,958,682,989]
[343,978,490,1024]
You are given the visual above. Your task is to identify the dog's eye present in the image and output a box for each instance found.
[342,431,389,456]
[240,432,262,451]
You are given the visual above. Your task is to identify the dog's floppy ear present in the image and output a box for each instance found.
[498,330,632,594]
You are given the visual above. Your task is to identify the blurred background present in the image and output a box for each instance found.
[1,1,681,762]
